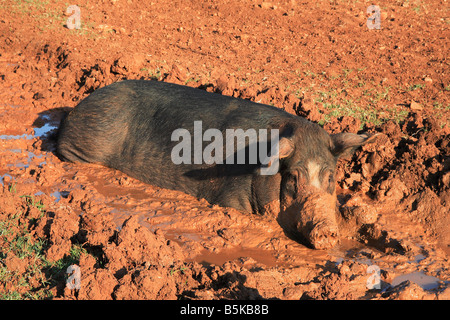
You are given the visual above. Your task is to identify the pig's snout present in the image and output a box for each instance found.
[282,191,340,250]
[303,219,339,250]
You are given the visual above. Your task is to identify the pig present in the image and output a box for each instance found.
[57,80,377,249]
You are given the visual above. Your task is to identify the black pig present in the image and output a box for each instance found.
[57,80,376,249]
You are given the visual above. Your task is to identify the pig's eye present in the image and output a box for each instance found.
[328,173,334,184]
[326,171,335,192]
[285,172,298,195]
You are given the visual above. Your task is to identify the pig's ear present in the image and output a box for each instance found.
[331,132,379,159]
[276,123,295,159]
[279,137,295,159]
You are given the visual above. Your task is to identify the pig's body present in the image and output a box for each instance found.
[58,80,375,249]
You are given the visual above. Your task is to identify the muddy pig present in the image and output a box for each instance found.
[57,80,377,249]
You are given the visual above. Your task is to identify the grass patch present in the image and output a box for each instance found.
[1,0,103,38]
[0,191,90,299]
[294,66,410,128]
[314,84,409,128]
[4,0,66,30]
[0,205,51,299]
[141,67,162,81]
[407,83,425,91]
[317,101,409,128]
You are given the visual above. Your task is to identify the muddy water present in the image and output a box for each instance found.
[71,163,337,268]
[78,164,450,290]
[84,165,443,273]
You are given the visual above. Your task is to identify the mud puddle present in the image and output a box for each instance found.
[79,166,335,267]
[68,162,444,281]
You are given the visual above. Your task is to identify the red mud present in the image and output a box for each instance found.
[0,0,449,300]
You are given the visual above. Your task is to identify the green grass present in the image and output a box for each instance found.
[317,101,409,128]
[185,77,200,85]
[20,195,45,213]
[292,65,414,128]
[3,0,65,30]
[141,67,162,81]
[0,191,90,299]
[1,0,104,38]
[169,266,187,276]
[0,206,51,299]
[407,83,425,91]
[313,83,408,128]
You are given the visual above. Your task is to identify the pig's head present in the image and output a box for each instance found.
[275,122,377,249]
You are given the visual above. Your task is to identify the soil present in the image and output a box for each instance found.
[0,0,449,300]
